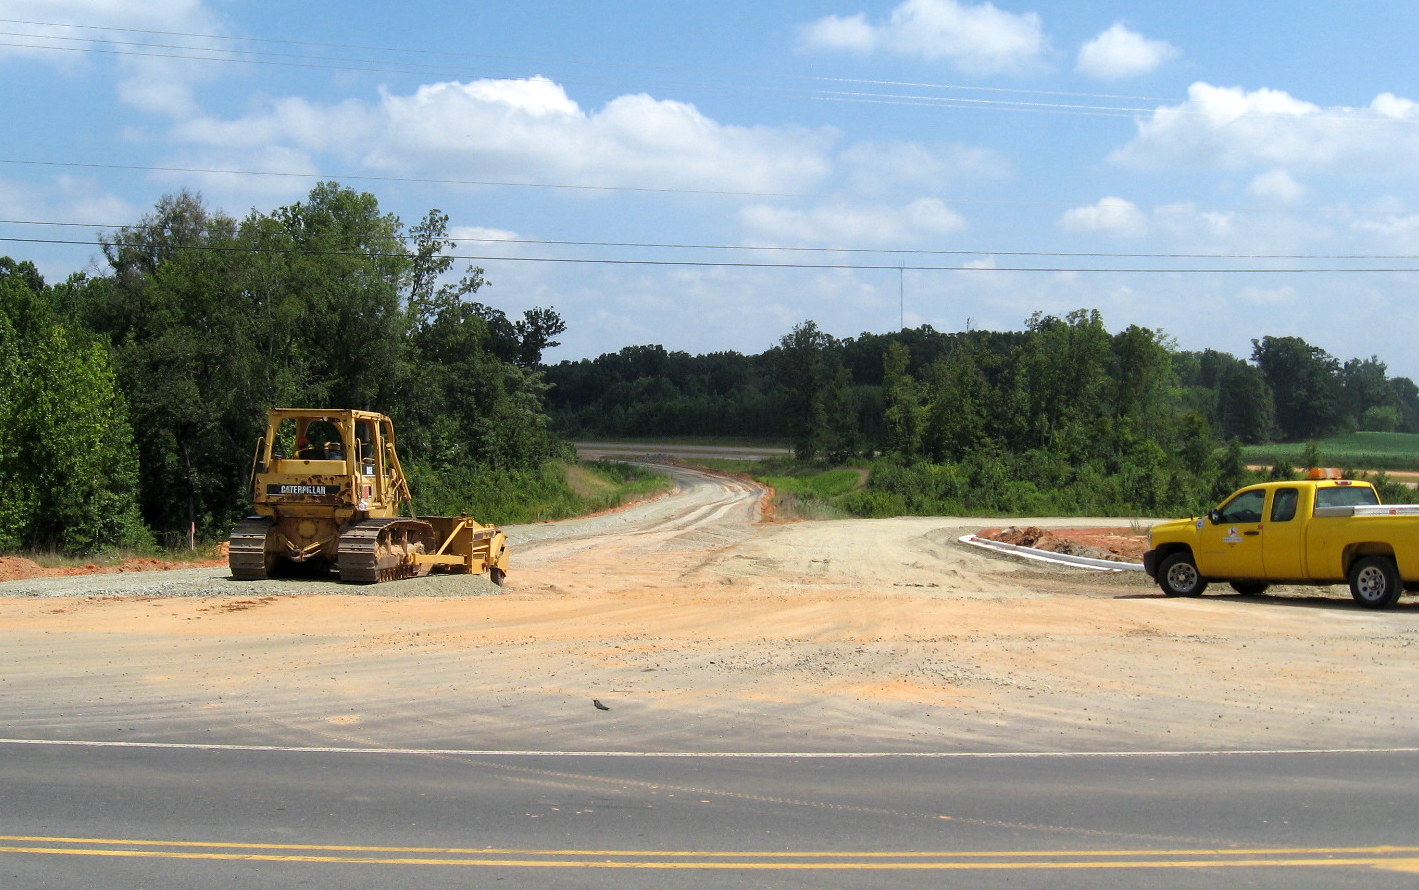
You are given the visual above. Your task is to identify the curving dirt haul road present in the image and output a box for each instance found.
[2,463,1418,753]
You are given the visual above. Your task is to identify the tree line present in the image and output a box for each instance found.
[0,183,567,553]
[8,178,1415,551]
[547,310,1419,515]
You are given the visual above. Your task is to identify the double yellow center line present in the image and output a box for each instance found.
[4,836,1419,871]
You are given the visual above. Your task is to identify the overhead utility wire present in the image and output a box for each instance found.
[5,220,1417,262]
[10,28,1418,125]
[0,35,1156,116]
[0,157,811,199]
[0,158,1409,218]
[8,33,1414,124]
[444,236,1419,263]
[5,236,1417,274]
[9,19,1419,125]
[0,17,1181,103]
[0,29,449,69]
[808,74,1176,103]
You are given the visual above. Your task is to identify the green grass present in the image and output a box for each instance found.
[756,467,867,500]
[685,458,761,474]
[573,435,791,449]
[733,463,869,521]
[407,459,673,525]
[1239,432,1419,472]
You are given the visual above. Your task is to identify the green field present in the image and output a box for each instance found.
[574,436,791,449]
[1239,432,1419,473]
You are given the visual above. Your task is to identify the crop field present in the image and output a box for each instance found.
[1240,431,1419,472]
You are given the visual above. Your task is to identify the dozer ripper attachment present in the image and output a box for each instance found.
[228,408,508,585]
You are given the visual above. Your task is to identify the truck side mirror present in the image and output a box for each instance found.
[1209,509,1221,524]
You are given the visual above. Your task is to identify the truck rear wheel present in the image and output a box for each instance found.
[1349,556,1402,609]
[1158,552,1207,597]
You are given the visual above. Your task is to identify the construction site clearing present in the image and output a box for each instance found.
[3,464,1416,757]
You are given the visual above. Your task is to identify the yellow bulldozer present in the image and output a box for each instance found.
[228,408,509,585]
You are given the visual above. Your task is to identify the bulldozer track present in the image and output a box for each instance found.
[228,517,275,580]
[336,519,437,585]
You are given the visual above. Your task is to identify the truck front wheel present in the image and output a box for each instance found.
[1158,552,1207,597]
[1349,556,1402,609]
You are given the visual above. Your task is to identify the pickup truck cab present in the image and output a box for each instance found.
[1143,472,1419,608]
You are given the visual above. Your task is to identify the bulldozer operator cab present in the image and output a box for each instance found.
[275,417,343,461]
[266,413,391,480]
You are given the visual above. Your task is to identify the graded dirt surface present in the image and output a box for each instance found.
[2,464,1417,755]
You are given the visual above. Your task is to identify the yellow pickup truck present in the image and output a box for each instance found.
[1143,472,1419,608]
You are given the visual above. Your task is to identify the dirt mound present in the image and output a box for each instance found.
[979,526,1146,563]
[0,557,48,582]
[0,553,228,582]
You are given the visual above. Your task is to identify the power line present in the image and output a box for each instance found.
[0,17,1182,106]
[0,157,814,199]
[0,158,1411,220]
[0,31,1155,116]
[0,35,1158,117]
[6,235,1419,273]
[9,19,1415,124]
[5,218,1419,262]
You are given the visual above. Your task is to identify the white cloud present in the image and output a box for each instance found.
[1076,23,1179,80]
[1153,202,1236,240]
[0,174,136,226]
[1237,284,1297,306]
[174,77,838,196]
[0,0,229,115]
[1353,214,1419,237]
[449,226,521,246]
[174,97,377,154]
[799,13,878,52]
[838,139,1010,196]
[740,198,966,246]
[1113,82,1419,173]
[1062,196,1319,246]
[1246,169,1307,204]
[0,174,139,279]
[1058,196,1148,237]
[1351,210,1419,252]
[800,0,1048,76]
[1372,92,1419,119]
[152,144,321,210]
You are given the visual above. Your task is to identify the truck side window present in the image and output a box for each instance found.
[1218,489,1265,524]
[1315,486,1380,509]
[1270,488,1298,522]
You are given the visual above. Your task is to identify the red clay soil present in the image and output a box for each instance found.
[0,553,228,582]
[977,526,1147,563]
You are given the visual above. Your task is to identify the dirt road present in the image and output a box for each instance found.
[2,463,1418,753]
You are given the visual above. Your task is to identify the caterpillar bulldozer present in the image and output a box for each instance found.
[228,408,509,585]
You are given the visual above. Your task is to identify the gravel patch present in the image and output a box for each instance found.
[0,566,503,598]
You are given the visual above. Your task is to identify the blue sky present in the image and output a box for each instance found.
[5,1,1419,377]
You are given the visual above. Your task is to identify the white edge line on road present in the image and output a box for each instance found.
[1,738,1416,758]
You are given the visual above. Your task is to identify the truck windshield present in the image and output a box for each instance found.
[1315,486,1380,509]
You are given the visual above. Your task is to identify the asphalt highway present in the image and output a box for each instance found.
[3,739,1418,889]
